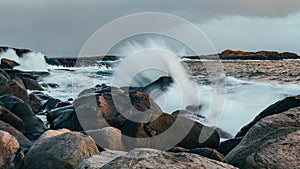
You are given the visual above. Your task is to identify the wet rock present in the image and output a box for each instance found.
[236,95,300,138]
[29,93,44,114]
[101,148,237,169]
[0,120,32,152]
[44,55,119,67]
[41,83,59,89]
[0,69,10,79]
[86,127,125,151]
[0,46,32,57]
[140,76,173,96]
[0,130,21,169]
[0,105,24,131]
[121,113,220,150]
[42,98,62,113]
[48,106,82,131]
[0,73,9,84]
[224,107,300,168]
[216,138,242,156]
[0,95,46,141]
[47,105,74,122]
[0,78,29,103]
[0,58,20,69]
[76,150,127,169]
[215,127,233,139]
[74,90,161,131]
[21,77,43,91]
[22,132,99,169]
[4,69,49,80]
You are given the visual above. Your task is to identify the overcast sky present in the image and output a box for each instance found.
[1,0,300,56]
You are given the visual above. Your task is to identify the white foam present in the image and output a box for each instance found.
[0,49,48,71]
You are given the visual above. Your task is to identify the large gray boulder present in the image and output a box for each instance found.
[86,127,125,151]
[76,150,127,169]
[224,107,300,168]
[22,132,99,169]
[101,148,237,169]
[236,95,300,138]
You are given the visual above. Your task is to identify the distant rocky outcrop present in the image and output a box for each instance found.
[184,49,300,60]
[44,55,120,67]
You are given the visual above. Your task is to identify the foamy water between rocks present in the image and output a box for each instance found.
[1,48,300,136]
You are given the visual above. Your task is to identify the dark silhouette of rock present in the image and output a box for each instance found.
[0,105,24,131]
[22,132,99,169]
[0,73,9,85]
[216,138,242,156]
[41,98,62,114]
[0,95,46,141]
[29,93,44,114]
[235,95,300,138]
[224,107,300,168]
[0,69,10,79]
[0,46,32,57]
[183,49,300,60]
[121,112,220,150]
[21,77,43,91]
[0,58,20,69]
[4,69,49,80]
[44,55,119,67]
[41,83,60,88]
[48,106,83,131]
[141,76,173,95]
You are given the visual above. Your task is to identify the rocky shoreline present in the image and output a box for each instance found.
[1,47,300,168]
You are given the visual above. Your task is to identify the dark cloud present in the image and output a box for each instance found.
[0,0,300,55]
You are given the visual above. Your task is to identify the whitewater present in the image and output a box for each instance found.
[1,48,300,137]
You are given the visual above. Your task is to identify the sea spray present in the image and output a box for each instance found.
[112,49,201,114]
[0,48,48,71]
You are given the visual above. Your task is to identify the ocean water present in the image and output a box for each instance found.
[1,49,300,136]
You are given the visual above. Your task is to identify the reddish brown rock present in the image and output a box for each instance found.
[0,78,29,103]
[0,130,20,168]
[0,58,20,69]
